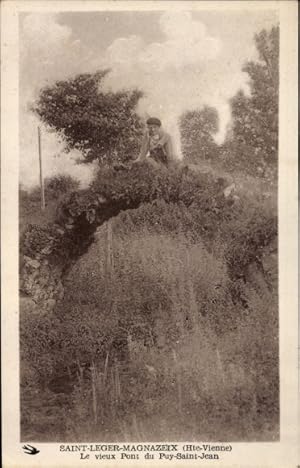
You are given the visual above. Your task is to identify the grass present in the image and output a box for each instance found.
[19,162,278,442]
[19,175,80,234]
[43,309,277,442]
[20,218,278,442]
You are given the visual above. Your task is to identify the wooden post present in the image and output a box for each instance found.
[38,126,45,211]
[107,220,114,279]
[106,221,115,313]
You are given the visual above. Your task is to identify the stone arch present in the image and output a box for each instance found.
[20,162,277,311]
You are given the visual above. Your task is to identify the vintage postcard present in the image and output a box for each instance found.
[1,0,298,467]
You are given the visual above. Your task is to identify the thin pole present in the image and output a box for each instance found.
[38,126,45,211]
[106,220,114,281]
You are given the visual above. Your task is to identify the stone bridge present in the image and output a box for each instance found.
[20,162,277,313]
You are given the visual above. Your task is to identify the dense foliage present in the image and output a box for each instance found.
[33,71,144,164]
[19,175,81,236]
[21,195,278,441]
[20,166,278,442]
[180,106,220,163]
[21,175,80,203]
[179,26,279,179]
[20,25,279,443]
[20,163,277,284]
[224,27,279,177]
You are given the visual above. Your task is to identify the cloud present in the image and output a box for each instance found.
[158,11,220,64]
[19,10,264,188]
[19,111,97,190]
[105,12,220,70]
[106,35,144,64]
[22,13,72,49]
[20,13,96,189]
[100,11,248,157]
[20,13,93,93]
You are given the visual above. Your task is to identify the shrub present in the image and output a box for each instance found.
[20,311,64,386]
[20,160,278,442]
[33,70,144,164]
[20,162,277,286]
[22,175,80,203]
[180,106,220,163]
[59,228,229,353]
[221,27,279,178]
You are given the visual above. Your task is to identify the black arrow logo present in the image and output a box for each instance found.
[23,444,40,455]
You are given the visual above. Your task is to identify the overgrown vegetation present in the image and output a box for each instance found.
[33,71,144,164]
[20,168,278,441]
[21,208,278,441]
[228,27,279,177]
[20,25,278,442]
[180,26,279,180]
[180,106,219,163]
[19,175,80,234]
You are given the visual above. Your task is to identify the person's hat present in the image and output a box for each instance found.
[146,117,162,127]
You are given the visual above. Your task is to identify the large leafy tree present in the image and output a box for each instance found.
[179,106,219,164]
[228,26,279,176]
[33,70,144,164]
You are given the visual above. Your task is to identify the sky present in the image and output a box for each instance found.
[19,9,278,189]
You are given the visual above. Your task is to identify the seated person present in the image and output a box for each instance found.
[135,117,174,166]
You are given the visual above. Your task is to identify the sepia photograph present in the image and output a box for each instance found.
[1,1,298,465]
[17,6,282,445]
